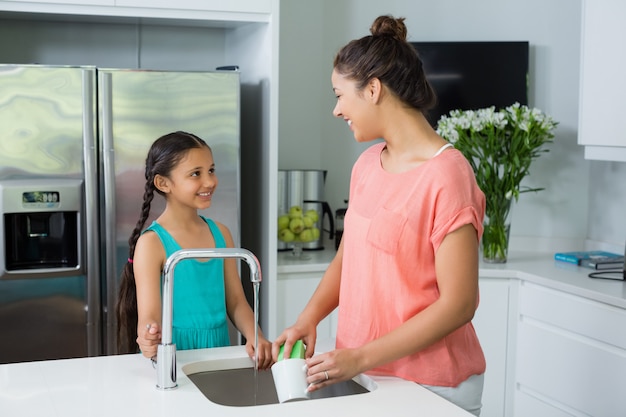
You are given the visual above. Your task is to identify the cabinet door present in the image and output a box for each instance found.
[115,0,272,14]
[277,271,337,342]
[473,278,514,417]
[0,0,113,4]
[515,282,626,417]
[579,0,626,160]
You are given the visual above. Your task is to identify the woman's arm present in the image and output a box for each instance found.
[133,231,166,358]
[273,239,344,360]
[305,223,480,387]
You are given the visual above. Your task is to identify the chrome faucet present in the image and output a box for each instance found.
[156,248,262,390]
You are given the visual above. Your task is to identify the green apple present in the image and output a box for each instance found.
[288,217,305,234]
[302,214,314,228]
[299,228,313,243]
[277,214,290,231]
[278,228,295,242]
[311,227,320,240]
[305,209,319,223]
[289,205,303,219]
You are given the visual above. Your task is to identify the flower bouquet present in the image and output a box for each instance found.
[436,103,558,262]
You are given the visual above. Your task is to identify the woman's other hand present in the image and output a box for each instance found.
[304,347,364,392]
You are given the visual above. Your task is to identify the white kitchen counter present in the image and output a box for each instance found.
[279,247,626,309]
[0,340,473,417]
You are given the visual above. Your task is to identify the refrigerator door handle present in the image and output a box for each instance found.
[82,68,102,357]
[100,71,120,355]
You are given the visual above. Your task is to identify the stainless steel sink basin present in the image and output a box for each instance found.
[183,356,376,406]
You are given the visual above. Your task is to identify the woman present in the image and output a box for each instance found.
[273,15,486,415]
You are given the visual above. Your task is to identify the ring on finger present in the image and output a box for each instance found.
[324,370,329,380]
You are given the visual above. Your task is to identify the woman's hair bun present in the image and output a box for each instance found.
[369,15,407,41]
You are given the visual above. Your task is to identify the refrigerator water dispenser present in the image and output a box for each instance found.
[0,179,83,279]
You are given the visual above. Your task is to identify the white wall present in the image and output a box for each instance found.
[279,0,625,252]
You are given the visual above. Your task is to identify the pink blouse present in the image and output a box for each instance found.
[336,142,486,387]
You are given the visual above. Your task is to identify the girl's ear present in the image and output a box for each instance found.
[154,174,170,194]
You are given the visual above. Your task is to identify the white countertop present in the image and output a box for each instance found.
[0,341,473,417]
[279,247,626,309]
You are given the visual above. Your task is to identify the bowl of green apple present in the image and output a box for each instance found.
[277,205,320,259]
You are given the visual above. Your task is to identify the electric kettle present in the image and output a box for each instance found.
[277,169,334,251]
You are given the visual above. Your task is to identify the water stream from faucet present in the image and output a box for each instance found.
[253,280,260,404]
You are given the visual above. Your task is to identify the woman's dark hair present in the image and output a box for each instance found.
[115,131,210,354]
[333,15,437,112]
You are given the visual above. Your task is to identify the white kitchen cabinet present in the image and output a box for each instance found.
[514,281,626,417]
[0,0,272,15]
[473,278,517,417]
[0,0,113,5]
[276,270,338,342]
[578,0,626,161]
[116,0,272,14]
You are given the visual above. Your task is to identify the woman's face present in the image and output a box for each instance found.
[331,69,379,143]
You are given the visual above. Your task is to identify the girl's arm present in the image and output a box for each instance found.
[304,223,480,388]
[218,222,273,369]
[133,231,166,358]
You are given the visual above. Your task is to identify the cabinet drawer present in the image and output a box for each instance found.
[514,390,572,417]
[519,281,626,349]
[516,321,626,417]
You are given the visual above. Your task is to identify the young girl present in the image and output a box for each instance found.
[116,131,272,370]
[273,16,486,415]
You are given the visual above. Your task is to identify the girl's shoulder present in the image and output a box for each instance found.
[134,228,166,264]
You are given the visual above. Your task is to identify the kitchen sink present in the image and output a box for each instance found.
[183,356,376,406]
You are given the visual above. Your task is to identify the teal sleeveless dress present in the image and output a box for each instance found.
[144,216,230,350]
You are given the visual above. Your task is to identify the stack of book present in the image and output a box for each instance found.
[554,250,625,270]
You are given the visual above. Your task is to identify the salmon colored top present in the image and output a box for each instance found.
[336,142,486,387]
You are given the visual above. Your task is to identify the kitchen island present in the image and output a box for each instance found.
[0,339,473,417]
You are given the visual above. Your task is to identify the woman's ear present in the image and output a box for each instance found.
[154,174,170,194]
[367,77,383,104]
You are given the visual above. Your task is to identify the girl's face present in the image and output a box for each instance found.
[331,69,379,142]
[162,147,218,210]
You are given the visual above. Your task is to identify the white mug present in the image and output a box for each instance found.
[271,358,310,403]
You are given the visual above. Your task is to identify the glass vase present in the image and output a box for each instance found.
[482,200,512,263]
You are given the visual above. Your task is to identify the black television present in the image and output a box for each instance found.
[410,41,529,127]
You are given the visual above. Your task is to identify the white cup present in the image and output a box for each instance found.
[271,358,310,403]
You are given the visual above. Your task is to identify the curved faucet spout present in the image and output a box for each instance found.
[156,247,262,390]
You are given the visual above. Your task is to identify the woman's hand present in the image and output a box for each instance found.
[304,348,364,392]
[245,336,274,370]
[136,322,161,359]
[271,321,318,362]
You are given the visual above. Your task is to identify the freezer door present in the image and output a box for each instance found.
[0,64,99,363]
[98,69,241,354]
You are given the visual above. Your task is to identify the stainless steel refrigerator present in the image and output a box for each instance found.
[0,64,240,363]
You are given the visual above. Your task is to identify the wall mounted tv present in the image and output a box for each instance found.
[410,41,529,127]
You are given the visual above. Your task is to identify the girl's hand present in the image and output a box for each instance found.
[304,348,364,392]
[136,323,161,359]
[245,336,274,370]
